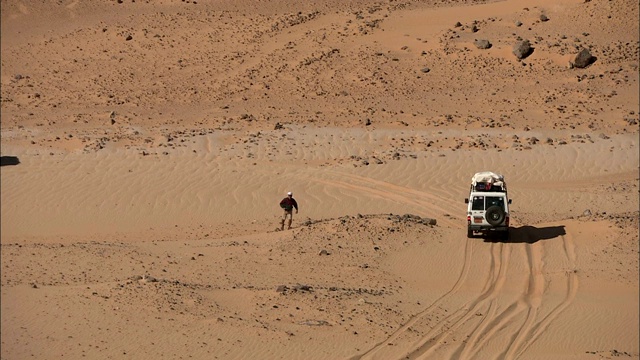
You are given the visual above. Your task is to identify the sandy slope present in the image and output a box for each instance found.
[1,0,638,359]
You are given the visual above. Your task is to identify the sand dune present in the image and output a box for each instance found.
[1,0,638,359]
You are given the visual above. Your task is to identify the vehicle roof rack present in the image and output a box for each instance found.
[470,171,507,192]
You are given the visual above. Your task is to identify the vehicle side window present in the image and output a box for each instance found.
[472,196,484,210]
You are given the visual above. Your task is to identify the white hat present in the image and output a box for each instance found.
[287,191,292,196]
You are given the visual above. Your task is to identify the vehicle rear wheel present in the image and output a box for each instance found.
[467,227,474,238]
[485,206,505,226]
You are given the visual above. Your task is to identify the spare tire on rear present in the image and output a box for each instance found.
[485,206,505,226]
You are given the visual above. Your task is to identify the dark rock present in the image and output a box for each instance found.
[401,214,421,221]
[573,48,595,68]
[474,39,492,49]
[513,40,533,59]
[397,214,437,226]
[0,156,20,166]
[276,285,288,293]
[125,35,133,41]
[540,14,549,22]
[240,113,255,121]
[420,67,430,73]
[300,320,329,326]
[293,284,312,292]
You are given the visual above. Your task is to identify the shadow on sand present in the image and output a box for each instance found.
[485,225,566,244]
[1,156,20,166]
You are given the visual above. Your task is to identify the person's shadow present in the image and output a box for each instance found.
[486,225,566,244]
[0,156,20,166]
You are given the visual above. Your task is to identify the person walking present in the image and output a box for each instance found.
[279,191,298,230]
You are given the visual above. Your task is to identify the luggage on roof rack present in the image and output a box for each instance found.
[470,171,507,192]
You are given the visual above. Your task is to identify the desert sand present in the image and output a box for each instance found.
[1,0,638,359]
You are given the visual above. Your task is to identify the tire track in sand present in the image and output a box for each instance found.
[351,224,577,360]
[313,171,462,228]
[501,229,579,360]
[411,227,578,360]
[454,237,547,360]
[402,241,512,360]
[348,236,479,360]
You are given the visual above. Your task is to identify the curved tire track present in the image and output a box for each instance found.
[350,226,578,360]
[407,241,512,360]
[502,229,579,360]
[313,171,462,228]
[348,236,478,360]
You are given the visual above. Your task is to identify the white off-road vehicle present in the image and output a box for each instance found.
[465,172,512,240]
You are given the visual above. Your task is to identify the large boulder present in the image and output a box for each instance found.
[573,48,595,68]
[512,40,533,59]
[474,39,492,49]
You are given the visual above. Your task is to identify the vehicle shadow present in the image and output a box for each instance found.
[485,225,566,244]
[1,156,20,166]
